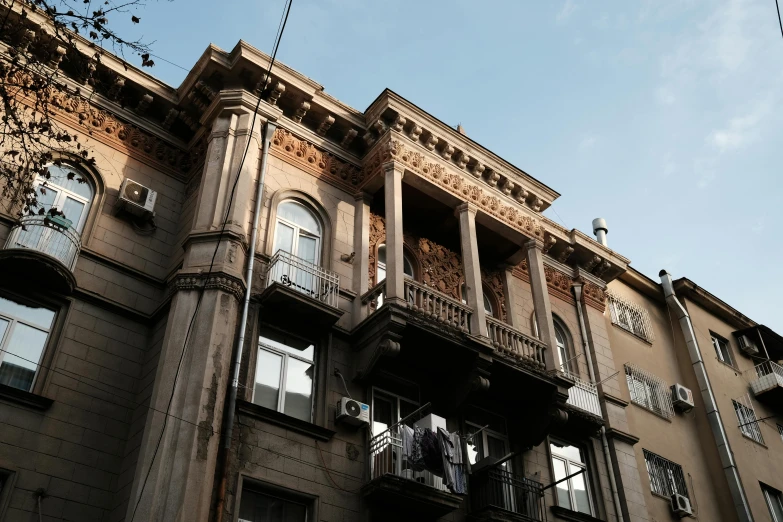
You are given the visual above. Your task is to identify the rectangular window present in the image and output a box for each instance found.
[252,327,315,422]
[550,440,593,516]
[763,484,783,522]
[607,292,655,342]
[643,449,688,499]
[624,363,674,419]
[712,334,733,366]
[239,487,308,522]
[0,296,55,392]
[732,399,764,444]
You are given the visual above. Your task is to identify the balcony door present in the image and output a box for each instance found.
[370,388,419,481]
[467,421,516,512]
[35,164,93,233]
[273,201,322,296]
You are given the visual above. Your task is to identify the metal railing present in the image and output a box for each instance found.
[368,410,450,493]
[3,215,81,271]
[749,360,783,396]
[624,363,675,419]
[471,468,544,521]
[643,449,689,500]
[405,279,472,333]
[265,249,340,308]
[561,371,601,417]
[486,317,547,369]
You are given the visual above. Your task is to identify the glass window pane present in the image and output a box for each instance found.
[259,330,314,362]
[239,489,307,522]
[572,467,591,514]
[373,395,393,435]
[278,201,320,234]
[0,318,10,343]
[0,297,55,330]
[552,457,572,509]
[274,222,294,255]
[550,442,585,464]
[487,434,507,459]
[254,349,282,411]
[403,255,414,277]
[296,235,317,264]
[0,323,49,391]
[36,185,59,212]
[377,245,386,265]
[46,165,93,200]
[465,426,484,465]
[61,197,86,230]
[483,292,493,315]
[283,358,313,422]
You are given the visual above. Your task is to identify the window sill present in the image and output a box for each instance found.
[236,400,335,442]
[714,358,741,374]
[0,384,53,410]
[610,323,653,345]
[629,401,673,422]
[550,506,604,522]
[739,433,767,448]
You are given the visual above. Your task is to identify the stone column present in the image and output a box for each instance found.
[500,265,521,330]
[525,239,558,371]
[352,193,372,325]
[383,161,405,305]
[457,203,488,338]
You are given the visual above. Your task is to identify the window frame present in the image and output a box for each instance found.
[762,483,783,522]
[549,438,595,516]
[642,449,689,500]
[624,363,675,419]
[732,399,764,444]
[711,333,735,367]
[251,326,317,423]
[273,200,323,265]
[35,163,95,233]
[606,293,655,343]
[370,385,419,437]
[234,474,317,522]
[375,243,415,285]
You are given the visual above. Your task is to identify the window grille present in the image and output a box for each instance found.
[607,291,655,342]
[733,395,764,444]
[624,363,674,419]
[643,450,688,499]
[777,424,783,442]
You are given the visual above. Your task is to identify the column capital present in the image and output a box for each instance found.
[382,160,405,178]
[525,238,544,251]
[354,192,373,205]
[455,202,478,216]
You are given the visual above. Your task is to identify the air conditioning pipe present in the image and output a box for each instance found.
[573,284,625,522]
[659,270,754,522]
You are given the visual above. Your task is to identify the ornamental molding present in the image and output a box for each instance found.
[364,137,546,241]
[270,128,362,191]
[513,259,576,306]
[169,272,245,301]
[582,281,607,313]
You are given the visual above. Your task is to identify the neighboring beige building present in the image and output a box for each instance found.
[1,7,782,522]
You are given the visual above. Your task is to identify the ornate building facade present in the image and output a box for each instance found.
[1,7,782,522]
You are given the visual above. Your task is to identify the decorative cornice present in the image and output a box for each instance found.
[169,272,245,301]
[605,426,640,446]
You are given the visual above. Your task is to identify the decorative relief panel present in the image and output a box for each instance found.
[369,213,386,286]
[582,281,607,312]
[513,259,576,306]
[416,236,462,300]
[270,128,362,189]
[481,268,508,322]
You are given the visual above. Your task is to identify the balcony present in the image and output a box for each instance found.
[471,466,545,522]
[563,372,601,418]
[364,420,463,519]
[0,215,80,293]
[749,361,783,404]
[487,317,547,370]
[257,249,344,330]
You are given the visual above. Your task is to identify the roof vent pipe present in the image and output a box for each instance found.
[592,218,608,247]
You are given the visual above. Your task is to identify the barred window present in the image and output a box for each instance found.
[607,292,654,342]
[643,450,688,499]
[625,363,674,419]
[732,398,764,444]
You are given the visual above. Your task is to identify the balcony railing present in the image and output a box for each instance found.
[361,280,386,317]
[405,279,472,333]
[3,215,81,271]
[486,317,546,369]
[368,422,450,493]
[265,250,340,308]
[471,467,544,521]
[561,371,601,417]
[749,361,783,396]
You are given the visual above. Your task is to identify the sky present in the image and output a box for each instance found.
[113,0,783,331]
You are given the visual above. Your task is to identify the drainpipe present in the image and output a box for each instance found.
[573,284,625,522]
[215,120,277,521]
[659,270,754,522]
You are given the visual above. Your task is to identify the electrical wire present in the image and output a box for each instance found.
[776,0,783,39]
[128,1,293,519]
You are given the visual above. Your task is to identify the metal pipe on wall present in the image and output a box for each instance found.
[659,270,754,522]
[573,283,625,522]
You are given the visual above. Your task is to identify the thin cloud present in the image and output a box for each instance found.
[578,135,597,151]
[556,0,577,23]
[707,99,771,152]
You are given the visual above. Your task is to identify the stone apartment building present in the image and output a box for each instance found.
[1,7,782,522]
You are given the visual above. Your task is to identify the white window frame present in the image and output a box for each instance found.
[550,439,594,516]
[0,297,55,392]
[763,484,783,522]
[732,398,764,444]
[607,292,655,342]
[274,200,322,264]
[252,336,315,422]
[625,363,675,419]
[370,385,419,437]
[711,334,734,366]
[34,164,93,233]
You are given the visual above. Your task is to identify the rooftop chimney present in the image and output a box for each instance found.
[592,218,608,247]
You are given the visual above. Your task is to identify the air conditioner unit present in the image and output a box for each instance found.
[671,384,695,412]
[336,397,369,427]
[670,493,693,518]
[737,335,759,356]
[118,178,157,217]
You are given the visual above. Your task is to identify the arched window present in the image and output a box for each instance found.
[273,200,322,264]
[376,243,414,283]
[35,163,94,233]
[460,283,494,317]
[554,319,572,373]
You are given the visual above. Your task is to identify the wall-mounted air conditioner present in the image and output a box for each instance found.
[671,384,695,412]
[118,178,157,217]
[737,335,759,356]
[670,493,693,518]
[336,397,369,427]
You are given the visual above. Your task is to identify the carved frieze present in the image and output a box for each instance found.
[169,273,245,301]
[513,259,574,304]
[416,236,462,300]
[270,128,361,189]
[582,281,607,312]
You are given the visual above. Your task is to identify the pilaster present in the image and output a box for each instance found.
[525,238,558,371]
[352,193,372,325]
[383,161,405,305]
[457,203,488,337]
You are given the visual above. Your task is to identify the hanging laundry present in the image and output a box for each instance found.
[449,431,467,494]
[409,425,426,472]
[421,428,443,475]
